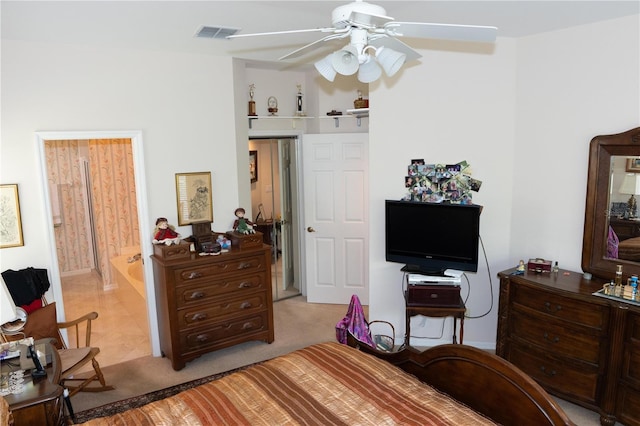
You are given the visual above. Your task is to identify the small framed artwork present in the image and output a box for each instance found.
[627,158,640,173]
[175,172,214,226]
[249,150,258,183]
[0,184,24,248]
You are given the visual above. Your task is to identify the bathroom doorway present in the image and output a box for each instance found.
[249,137,300,301]
[43,137,152,367]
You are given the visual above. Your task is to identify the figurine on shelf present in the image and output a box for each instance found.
[513,259,526,275]
[295,84,305,116]
[248,84,257,116]
[152,217,181,245]
[233,207,256,234]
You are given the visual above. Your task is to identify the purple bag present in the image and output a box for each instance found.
[335,294,375,348]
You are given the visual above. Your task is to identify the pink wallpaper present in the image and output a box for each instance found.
[45,139,139,289]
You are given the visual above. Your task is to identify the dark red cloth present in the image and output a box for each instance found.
[21,298,43,314]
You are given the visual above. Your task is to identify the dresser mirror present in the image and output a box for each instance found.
[582,127,640,281]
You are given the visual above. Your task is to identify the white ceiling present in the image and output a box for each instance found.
[2,1,639,69]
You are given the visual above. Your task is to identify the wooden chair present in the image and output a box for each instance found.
[55,310,114,397]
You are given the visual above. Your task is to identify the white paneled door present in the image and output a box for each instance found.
[303,133,369,304]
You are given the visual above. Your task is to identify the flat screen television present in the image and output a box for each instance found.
[385,200,482,274]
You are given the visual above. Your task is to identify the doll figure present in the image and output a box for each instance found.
[152,217,181,245]
[233,208,256,235]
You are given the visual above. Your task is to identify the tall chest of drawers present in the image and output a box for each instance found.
[497,268,640,426]
[152,245,274,371]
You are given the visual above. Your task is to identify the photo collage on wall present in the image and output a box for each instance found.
[403,159,482,204]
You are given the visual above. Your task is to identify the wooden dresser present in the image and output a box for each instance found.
[609,217,640,241]
[497,268,640,426]
[152,245,274,371]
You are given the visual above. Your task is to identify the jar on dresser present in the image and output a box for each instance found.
[497,268,640,426]
[152,245,274,371]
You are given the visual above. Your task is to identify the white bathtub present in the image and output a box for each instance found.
[110,249,148,331]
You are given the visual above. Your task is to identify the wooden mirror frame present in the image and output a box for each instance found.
[582,127,640,280]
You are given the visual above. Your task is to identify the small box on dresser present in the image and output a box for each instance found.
[153,240,191,260]
[152,245,274,371]
[225,231,263,249]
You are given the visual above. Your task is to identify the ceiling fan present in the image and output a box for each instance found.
[225,1,498,83]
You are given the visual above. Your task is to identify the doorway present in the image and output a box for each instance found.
[41,136,154,367]
[249,137,300,301]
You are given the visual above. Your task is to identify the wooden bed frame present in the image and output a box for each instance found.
[347,333,575,426]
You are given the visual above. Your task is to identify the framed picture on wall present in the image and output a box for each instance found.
[249,150,258,183]
[175,172,214,226]
[627,158,640,173]
[0,184,24,248]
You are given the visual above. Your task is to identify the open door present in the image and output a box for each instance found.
[278,139,295,292]
[249,137,300,301]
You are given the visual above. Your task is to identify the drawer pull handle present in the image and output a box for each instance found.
[543,332,559,343]
[190,291,205,299]
[238,282,252,289]
[195,334,209,342]
[242,322,254,330]
[238,262,252,270]
[540,366,557,377]
[240,302,252,309]
[187,271,202,279]
[544,302,562,313]
[192,313,207,321]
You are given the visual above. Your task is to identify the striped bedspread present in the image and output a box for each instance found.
[81,342,496,425]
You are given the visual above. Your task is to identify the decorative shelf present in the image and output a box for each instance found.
[248,115,313,129]
[321,108,370,127]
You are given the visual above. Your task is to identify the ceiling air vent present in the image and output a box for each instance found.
[195,26,240,39]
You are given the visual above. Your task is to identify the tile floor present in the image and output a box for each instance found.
[62,255,299,373]
[61,271,151,373]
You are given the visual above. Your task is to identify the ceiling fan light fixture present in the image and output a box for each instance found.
[357,57,382,83]
[332,45,359,75]
[376,46,406,77]
[314,54,337,81]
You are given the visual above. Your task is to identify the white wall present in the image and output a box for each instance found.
[369,15,639,348]
[1,14,638,351]
[512,16,640,270]
[369,37,518,348]
[0,40,242,354]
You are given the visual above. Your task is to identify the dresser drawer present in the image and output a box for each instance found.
[177,292,268,329]
[174,254,266,285]
[511,314,601,363]
[627,311,640,344]
[508,344,599,403]
[179,312,270,353]
[175,274,266,308]
[512,284,606,329]
[617,385,640,426]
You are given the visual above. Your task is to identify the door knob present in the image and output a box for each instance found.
[307,227,316,233]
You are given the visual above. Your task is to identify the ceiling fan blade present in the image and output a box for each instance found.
[227,27,336,39]
[278,31,350,60]
[368,36,422,63]
[385,22,498,43]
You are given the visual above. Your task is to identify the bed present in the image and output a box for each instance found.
[618,236,640,261]
[77,339,574,425]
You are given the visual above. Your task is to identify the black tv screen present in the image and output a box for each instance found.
[385,200,481,274]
